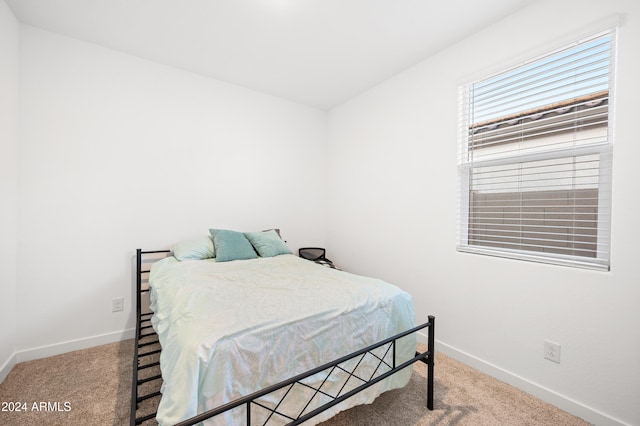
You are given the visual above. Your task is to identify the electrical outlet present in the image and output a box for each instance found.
[112,297,124,312]
[544,340,561,363]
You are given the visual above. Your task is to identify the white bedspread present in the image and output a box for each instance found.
[149,254,415,425]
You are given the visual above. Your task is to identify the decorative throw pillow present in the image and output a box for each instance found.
[245,229,292,257]
[209,229,258,262]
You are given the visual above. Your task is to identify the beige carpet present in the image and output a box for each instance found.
[0,339,590,426]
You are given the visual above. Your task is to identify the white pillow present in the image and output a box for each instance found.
[172,236,215,261]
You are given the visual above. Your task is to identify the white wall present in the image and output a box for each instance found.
[0,0,19,381]
[16,26,327,357]
[326,1,640,425]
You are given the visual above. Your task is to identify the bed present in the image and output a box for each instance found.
[131,231,435,426]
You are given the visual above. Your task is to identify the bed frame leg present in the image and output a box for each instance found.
[130,249,142,426]
[427,315,435,410]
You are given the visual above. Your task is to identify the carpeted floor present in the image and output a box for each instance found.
[0,339,590,426]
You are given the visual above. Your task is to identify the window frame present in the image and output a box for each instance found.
[456,30,616,271]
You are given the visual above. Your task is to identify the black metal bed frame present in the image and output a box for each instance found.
[131,249,435,425]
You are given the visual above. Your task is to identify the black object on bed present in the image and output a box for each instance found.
[130,249,435,426]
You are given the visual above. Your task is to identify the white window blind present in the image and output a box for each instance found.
[457,31,615,270]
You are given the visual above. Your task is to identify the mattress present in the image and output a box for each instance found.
[149,254,416,425]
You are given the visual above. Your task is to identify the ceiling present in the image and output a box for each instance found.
[6,0,535,110]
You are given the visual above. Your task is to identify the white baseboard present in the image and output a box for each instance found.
[15,328,135,364]
[417,332,630,426]
[0,352,17,384]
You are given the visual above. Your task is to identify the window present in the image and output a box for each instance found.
[457,31,615,270]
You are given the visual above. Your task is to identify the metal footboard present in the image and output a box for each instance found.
[130,249,435,425]
[175,318,435,426]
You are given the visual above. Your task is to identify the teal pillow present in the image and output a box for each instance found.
[172,236,215,261]
[209,229,258,262]
[245,230,292,258]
